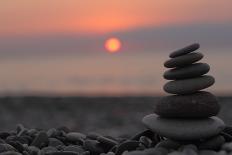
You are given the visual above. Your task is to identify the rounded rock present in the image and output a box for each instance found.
[142,114,225,140]
[163,63,210,80]
[164,52,203,68]
[170,43,200,58]
[163,75,215,94]
[154,91,220,118]
[198,135,225,150]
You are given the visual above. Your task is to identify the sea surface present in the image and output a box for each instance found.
[0,49,231,96]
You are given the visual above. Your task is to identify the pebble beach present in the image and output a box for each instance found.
[0,96,232,155]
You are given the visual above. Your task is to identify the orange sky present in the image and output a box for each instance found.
[0,0,231,35]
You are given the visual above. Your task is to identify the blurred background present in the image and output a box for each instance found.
[0,1,231,135]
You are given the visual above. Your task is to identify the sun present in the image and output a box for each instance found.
[105,37,122,53]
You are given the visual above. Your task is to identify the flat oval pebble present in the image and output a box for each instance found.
[163,63,210,80]
[164,52,203,68]
[66,132,86,143]
[154,91,220,118]
[163,75,215,94]
[142,114,225,140]
[170,43,200,58]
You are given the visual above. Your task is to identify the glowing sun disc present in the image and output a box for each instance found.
[105,38,121,53]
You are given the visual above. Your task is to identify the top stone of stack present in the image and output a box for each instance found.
[169,43,200,58]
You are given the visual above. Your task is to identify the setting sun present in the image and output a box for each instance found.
[105,38,122,53]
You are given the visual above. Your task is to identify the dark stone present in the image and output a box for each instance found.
[31,131,48,148]
[139,136,152,148]
[169,43,200,58]
[154,91,220,118]
[130,130,154,141]
[155,139,181,150]
[115,141,140,155]
[0,144,16,153]
[163,63,210,80]
[142,114,225,140]
[97,136,118,150]
[163,75,215,94]
[198,135,225,150]
[66,132,86,143]
[83,140,104,155]
[164,52,203,68]
[48,138,64,147]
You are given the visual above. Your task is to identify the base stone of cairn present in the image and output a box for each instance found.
[142,43,225,147]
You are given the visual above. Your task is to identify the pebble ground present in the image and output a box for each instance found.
[1,124,232,155]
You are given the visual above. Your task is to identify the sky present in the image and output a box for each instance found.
[0,1,232,96]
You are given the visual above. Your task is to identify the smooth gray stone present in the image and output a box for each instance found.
[163,63,210,80]
[170,43,200,58]
[66,132,86,142]
[142,114,225,140]
[164,52,203,68]
[154,91,220,118]
[163,75,215,94]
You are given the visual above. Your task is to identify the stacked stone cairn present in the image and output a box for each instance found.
[142,43,226,149]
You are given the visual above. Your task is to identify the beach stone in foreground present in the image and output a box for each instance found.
[170,43,200,58]
[154,91,220,118]
[164,52,203,68]
[142,114,225,140]
[163,63,210,80]
[163,75,215,94]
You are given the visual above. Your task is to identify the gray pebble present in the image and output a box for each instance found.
[0,144,16,153]
[154,91,220,118]
[170,43,200,58]
[164,52,203,68]
[163,63,210,80]
[163,75,215,94]
[48,138,64,147]
[199,135,225,150]
[142,114,225,140]
[66,132,86,143]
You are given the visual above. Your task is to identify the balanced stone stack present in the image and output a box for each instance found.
[143,43,225,146]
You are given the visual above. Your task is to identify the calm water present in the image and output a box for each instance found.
[0,49,231,96]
